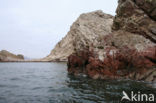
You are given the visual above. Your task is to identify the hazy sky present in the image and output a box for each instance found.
[0,0,118,58]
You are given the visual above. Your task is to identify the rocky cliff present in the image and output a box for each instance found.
[67,0,156,82]
[0,50,24,62]
[42,10,113,61]
[113,0,156,43]
[96,0,156,52]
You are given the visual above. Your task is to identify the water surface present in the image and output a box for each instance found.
[0,62,155,103]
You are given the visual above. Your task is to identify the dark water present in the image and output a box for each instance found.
[0,62,156,103]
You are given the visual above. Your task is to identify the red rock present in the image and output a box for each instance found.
[67,46,156,82]
[67,0,156,82]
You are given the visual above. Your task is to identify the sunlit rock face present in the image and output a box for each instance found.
[67,0,156,82]
[42,10,113,62]
[0,50,24,62]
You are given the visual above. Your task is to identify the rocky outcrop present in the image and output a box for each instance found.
[42,10,113,61]
[44,1,156,62]
[0,50,24,62]
[95,0,156,60]
[112,0,156,43]
[68,47,156,82]
[67,0,156,82]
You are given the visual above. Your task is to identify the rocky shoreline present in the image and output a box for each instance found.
[1,0,156,82]
[67,0,156,82]
[67,47,156,82]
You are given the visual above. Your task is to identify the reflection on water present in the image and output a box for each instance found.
[0,62,155,103]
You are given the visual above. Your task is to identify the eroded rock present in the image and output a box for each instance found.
[42,10,113,61]
[67,0,156,82]
[112,0,156,43]
[67,47,156,82]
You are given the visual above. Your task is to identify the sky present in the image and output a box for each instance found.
[0,0,118,58]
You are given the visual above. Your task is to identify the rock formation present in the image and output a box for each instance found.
[68,47,156,82]
[112,0,156,43]
[42,10,113,61]
[0,50,24,62]
[100,0,156,51]
[67,0,156,82]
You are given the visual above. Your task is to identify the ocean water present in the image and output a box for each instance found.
[0,62,155,103]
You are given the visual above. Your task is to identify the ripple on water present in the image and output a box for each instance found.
[0,63,156,103]
[10,77,21,81]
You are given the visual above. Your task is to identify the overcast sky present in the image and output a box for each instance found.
[0,0,118,58]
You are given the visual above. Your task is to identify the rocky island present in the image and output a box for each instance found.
[0,50,24,62]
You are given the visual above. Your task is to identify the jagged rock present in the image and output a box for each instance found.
[44,0,156,62]
[0,50,24,62]
[101,30,155,51]
[68,47,156,82]
[67,0,156,82]
[42,10,113,61]
[112,0,156,43]
[135,0,156,20]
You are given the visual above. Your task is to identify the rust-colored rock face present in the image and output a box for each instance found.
[67,47,156,82]
[112,0,156,43]
[67,49,95,75]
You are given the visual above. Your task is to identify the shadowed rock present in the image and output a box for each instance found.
[112,0,156,43]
